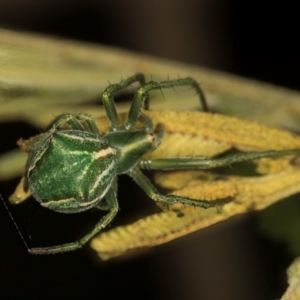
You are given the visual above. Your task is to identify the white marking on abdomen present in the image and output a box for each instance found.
[94,147,116,160]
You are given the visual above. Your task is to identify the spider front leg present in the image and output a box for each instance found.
[101,73,147,130]
[29,187,119,254]
[125,77,208,130]
[128,168,230,210]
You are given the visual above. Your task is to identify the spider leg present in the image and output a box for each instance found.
[76,114,101,134]
[49,113,100,134]
[125,77,208,130]
[101,73,146,130]
[128,168,230,209]
[95,202,110,211]
[139,149,300,170]
[28,187,119,254]
[48,113,86,130]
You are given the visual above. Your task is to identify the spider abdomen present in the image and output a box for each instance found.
[26,130,117,213]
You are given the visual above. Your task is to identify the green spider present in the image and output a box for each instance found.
[23,73,298,254]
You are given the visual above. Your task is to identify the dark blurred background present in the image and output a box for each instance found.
[0,1,299,299]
